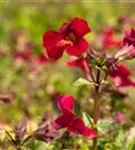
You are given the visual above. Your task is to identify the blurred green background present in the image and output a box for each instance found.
[0,1,135,45]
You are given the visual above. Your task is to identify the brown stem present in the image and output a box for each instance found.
[86,58,95,82]
[93,68,101,150]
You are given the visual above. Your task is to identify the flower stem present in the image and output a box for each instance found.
[92,68,101,150]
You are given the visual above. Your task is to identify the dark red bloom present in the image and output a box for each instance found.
[51,95,96,138]
[109,64,135,87]
[123,28,135,48]
[67,57,90,76]
[43,18,91,60]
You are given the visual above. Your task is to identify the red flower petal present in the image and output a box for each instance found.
[68,118,97,138]
[109,64,131,78]
[52,110,75,129]
[109,64,135,87]
[60,18,91,38]
[71,18,91,38]
[43,30,64,60]
[43,30,62,50]
[46,47,64,60]
[68,118,86,135]
[66,38,88,56]
[57,95,75,112]
[113,77,135,87]
[83,127,97,138]
[67,58,90,75]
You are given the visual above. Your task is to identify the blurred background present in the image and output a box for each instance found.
[0,0,135,149]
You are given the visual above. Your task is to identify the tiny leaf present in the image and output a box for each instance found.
[82,111,93,127]
[73,78,95,87]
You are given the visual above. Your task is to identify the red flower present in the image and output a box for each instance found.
[109,64,135,87]
[67,57,90,76]
[101,27,121,50]
[123,28,135,48]
[51,95,96,138]
[43,18,91,60]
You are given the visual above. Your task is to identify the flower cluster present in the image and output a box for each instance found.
[42,17,135,143]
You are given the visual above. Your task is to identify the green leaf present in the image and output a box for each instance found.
[73,78,95,87]
[82,111,93,127]
[101,80,109,85]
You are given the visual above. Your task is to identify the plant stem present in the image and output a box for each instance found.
[92,68,101,150]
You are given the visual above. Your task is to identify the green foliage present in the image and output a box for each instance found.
[127,137,135,150]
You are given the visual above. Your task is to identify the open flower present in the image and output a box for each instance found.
[43,18,91,60]
[51,95,96,138]
[109,64,135,87]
